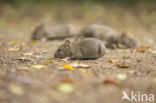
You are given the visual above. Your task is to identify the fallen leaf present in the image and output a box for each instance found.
[44,59,53,63]
[32,65,46,69]
[108,58,119,63]
[18,66,29,70]
[61,64,74,71]
[71,63,91,68]
[9,48,19,52]
[116,73,127,80]
[16,57,31,61]
[22,52,33,56]
[117,64,130,68]
[117,49,129,53]
[8,84,24,95]
[9,41,18,45]
[70,60,91,68]
[136,45,151,53]
[104,78,121,86]
[56,58,68,62]
[56,82,74,93]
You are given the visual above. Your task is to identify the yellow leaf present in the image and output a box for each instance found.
[32,65,46,69]
[8,84,24,95]
[44,60,53,63]
[18,66,29,70]
[56,82,74,93]
[62,64,74,70]
[9,41,18,45]
[9,48,19,52]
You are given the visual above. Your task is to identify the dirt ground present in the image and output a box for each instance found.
[0,38,156,103]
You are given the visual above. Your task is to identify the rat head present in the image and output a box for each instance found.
[54,40,71,58]
[119,32,136,48]
[31,25,48,40]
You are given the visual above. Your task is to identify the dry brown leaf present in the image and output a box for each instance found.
[108,58,119,63]
[104,78,121,86]
[136,45,151,53]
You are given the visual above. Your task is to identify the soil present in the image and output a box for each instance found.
[0,39,156,103]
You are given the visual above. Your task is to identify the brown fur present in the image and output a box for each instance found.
[80,24,136,49]
[54,38,106,59]
[31,24,78,41]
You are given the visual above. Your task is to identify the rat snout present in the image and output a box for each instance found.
[54,52,62,58]
[54,52,58,58]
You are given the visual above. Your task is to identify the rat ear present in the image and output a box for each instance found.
[121,31,127,37]
[65,40,70,46]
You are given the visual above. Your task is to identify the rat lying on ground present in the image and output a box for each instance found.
[54,38,106,59]
[80,24,136,49]
[31,24,78,41]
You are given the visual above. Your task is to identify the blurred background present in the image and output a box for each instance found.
[0,0,155,45]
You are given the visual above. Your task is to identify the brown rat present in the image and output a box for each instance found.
[31,24,78,41]
[80,24,136,49]
[54,38,106,59]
